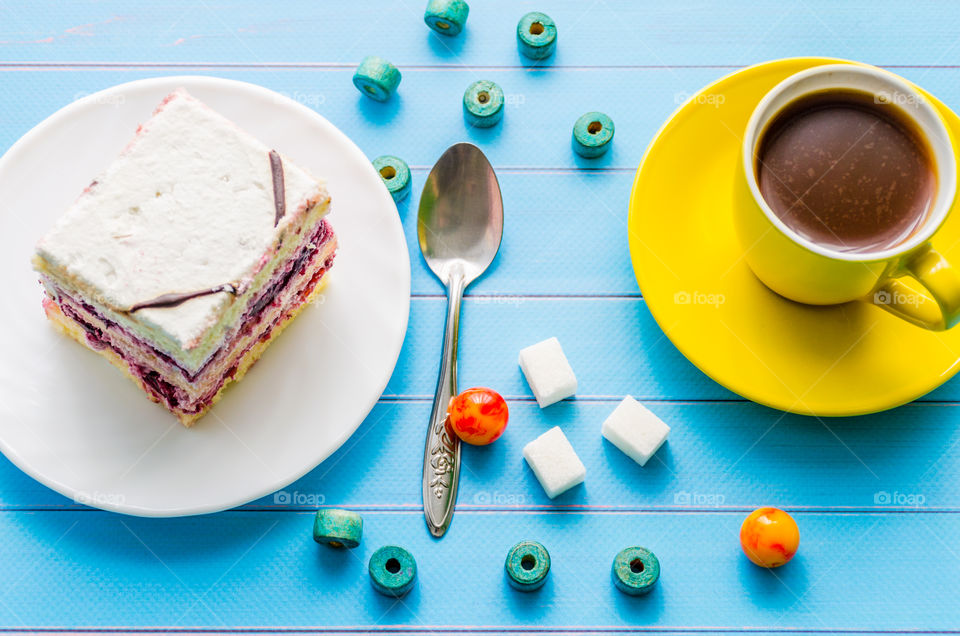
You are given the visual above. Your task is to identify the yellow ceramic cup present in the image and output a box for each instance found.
[734,64,960,330]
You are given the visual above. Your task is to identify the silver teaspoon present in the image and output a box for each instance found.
[418,143,504,538]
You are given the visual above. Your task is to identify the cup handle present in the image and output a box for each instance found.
[870,243,960,331]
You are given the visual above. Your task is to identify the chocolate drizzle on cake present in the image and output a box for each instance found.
[269,150,286,226]
[126,284,238,313]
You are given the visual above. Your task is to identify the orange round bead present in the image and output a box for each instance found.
[739,507,799,568]
[447,387,509,445]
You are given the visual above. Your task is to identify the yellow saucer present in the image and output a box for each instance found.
[628,57,960,416]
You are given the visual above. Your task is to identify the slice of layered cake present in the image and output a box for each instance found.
[32,89,337,426]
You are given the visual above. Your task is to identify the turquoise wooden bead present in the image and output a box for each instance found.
[353,56,401,102]
[463,80,504,128]
[424,0,469,36]
[572,111,615,158]
[369,545,417,597]
[312,508,363,549]
[504,541,550,592]
[612,546,660,596]
[517,12,557,60]
[372,155,412,203]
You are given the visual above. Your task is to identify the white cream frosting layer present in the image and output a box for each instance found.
[35,89,329,372]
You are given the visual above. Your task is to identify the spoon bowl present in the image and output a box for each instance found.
[418,143,504,285]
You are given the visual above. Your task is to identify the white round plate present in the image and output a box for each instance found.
[0,76,410,516]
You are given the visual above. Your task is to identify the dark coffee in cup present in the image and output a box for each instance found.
[756,89,936,253]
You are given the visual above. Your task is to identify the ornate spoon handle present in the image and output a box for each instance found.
[422,267,465,538]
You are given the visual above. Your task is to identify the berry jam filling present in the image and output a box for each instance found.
[244,226,328,325]
[60,303,108,350]
[135,364,187,409]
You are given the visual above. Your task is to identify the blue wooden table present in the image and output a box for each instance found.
[3,1,960,632]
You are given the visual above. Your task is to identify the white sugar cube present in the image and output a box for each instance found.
[601,396,670,467]
[518,337,577,407]
[523,426,586,498]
